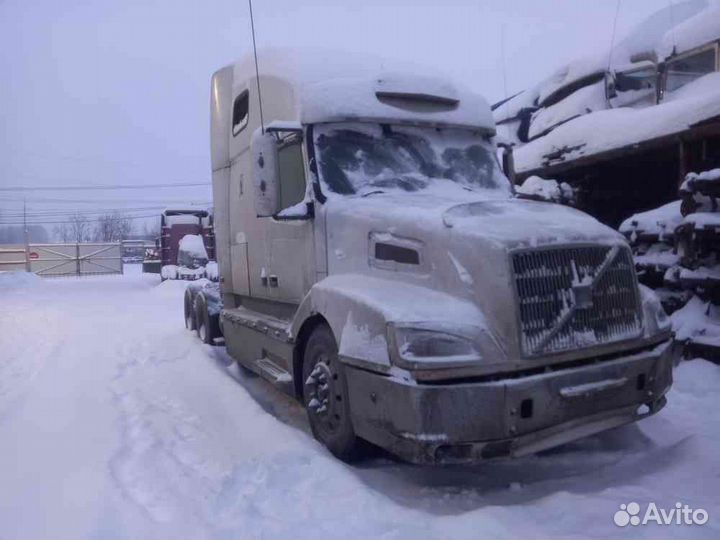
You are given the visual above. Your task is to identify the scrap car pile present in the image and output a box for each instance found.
[494,0,720,227]
[622,169,720,361]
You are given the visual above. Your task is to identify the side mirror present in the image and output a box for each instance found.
[251,128,280,217]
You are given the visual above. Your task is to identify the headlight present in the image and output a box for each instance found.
[639,284,671,335]
[387,322,485,370]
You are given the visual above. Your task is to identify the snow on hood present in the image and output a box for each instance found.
[178,235,208,259]
[326,185,620,252]
[442,198,622,248]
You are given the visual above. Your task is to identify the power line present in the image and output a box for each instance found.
[0,202,211,215]
[1,206,183,218]
[0,213,161,226]
[0,182,211,192]
[0,196,212,204]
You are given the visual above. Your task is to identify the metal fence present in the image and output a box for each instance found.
[0,243,123,277]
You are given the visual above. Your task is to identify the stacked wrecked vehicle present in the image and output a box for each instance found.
[622,168,720,362]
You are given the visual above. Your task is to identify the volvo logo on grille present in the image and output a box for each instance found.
[572,282,594,309]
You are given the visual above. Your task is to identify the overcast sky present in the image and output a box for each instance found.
[0,0,666,231]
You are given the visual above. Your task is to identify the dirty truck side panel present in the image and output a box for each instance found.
[211,66,236,299]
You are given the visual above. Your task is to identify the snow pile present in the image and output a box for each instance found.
[178,235,208,260]
[672,296,720,348]
[177,266,206,280]
[161,264,178,280]
[205,261,218,281]
[515,175,575,204]
[0,271,41,288]
[619,200,684,240]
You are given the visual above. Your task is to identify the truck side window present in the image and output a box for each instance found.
[277,139,307,210]
[232,90,249,136]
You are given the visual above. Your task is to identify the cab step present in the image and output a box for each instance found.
[255,356,294,393]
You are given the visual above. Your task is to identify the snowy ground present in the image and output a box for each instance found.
[1,265,718,539]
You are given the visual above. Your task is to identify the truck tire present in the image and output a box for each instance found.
[194,293,218,345]
[184,289,196,331]
[302,324,363,462]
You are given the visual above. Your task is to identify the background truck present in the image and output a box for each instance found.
[143,209,216,280]
[184,50,675,464]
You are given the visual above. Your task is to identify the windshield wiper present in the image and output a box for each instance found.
[360,190,386,197]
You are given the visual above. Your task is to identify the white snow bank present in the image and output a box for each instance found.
[178,235,208,259]
[0,271,41,288]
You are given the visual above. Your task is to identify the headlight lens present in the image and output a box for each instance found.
[639,284,671,334]
[388,323,484,370]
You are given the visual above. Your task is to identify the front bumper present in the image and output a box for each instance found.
[344,339,674,464]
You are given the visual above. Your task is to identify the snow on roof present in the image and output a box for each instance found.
[619,200,683,235]
[658,3,720,58]
[493,88,538,124]
[536,54,606,107]
[615,0,707,61]
[492,0,709,125]
[527,80,606,140]
[515,72,720,173]
[229,48,495,132]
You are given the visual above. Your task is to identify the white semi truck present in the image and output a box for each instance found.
[184,51,675,464]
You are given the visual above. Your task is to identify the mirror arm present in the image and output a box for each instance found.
[272,201,315,221]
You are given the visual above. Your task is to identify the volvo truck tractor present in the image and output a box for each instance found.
[188,51,675,464]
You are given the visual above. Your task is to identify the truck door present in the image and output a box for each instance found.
[265,135,316,304]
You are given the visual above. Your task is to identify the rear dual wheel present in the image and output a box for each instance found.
[193,293,219,345]
[184,289,196,331]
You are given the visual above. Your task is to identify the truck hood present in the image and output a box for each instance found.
[323,192,629,362]
[441,198,621,248]
[326,192,621,253]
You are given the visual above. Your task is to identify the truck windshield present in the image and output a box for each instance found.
[313,123,510,196]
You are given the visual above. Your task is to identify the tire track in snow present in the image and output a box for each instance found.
[108,332,222,530]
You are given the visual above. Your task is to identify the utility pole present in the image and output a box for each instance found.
[23,198,31,271]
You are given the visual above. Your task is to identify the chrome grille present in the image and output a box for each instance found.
[511,245,642,357]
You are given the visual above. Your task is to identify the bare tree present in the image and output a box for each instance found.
[66,213,92,243]
[53,223,73,243]
[94,212,133,242]
[142,219,160,240]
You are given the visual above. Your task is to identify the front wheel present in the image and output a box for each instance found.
[302,324,364,462]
